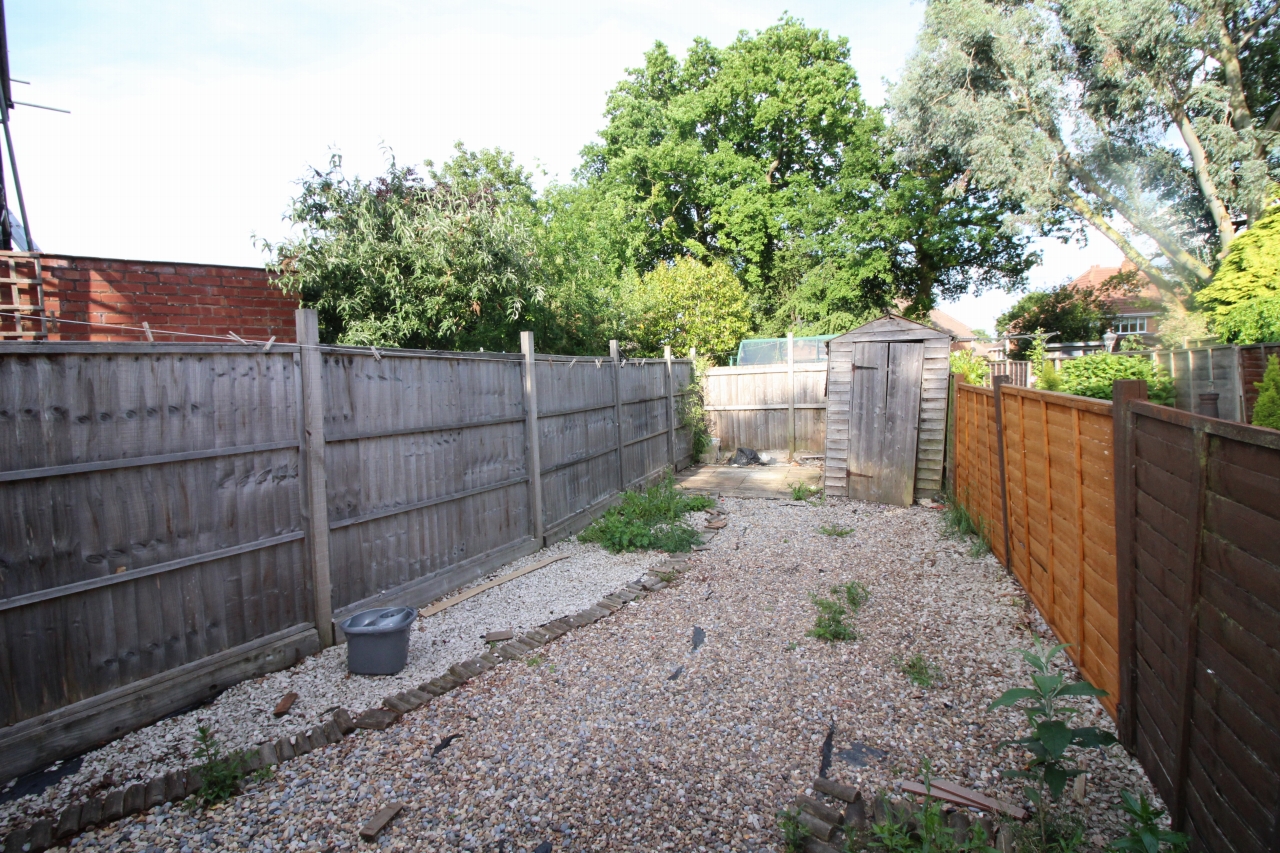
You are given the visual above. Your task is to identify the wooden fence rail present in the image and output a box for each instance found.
[954,374,1280,851]
[0,312,693,781]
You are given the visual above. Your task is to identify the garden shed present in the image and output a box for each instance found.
[824,314,952,505]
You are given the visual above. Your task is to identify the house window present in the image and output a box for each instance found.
[1114,316,1147,334]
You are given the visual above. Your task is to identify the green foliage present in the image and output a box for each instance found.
[1156,310,1214,350]
[838,580,871,613]
[777,807,810,853]
[1198,200,1280,313]
[620,258,753,362]
[820,524,854,537]
[943,489,984,543]
[1107,791,1188,853]
[1010,812,1087,853]
[262,153,543,351]
[998,286,1117,358]
[807,582,868,642]
[191,726,251,808]
[1214,294,1280,345]
[1253,355,1280,430]
[890,0,1280,309]
[790,481,823,502]
[578,476,714,553]
[865,765,997,852]
[1027,335,1065,392]
[971,328,993,343]
[950,349,990,386]
[895,653,941,687]
[526,655,543,667]
[1118,334,1148,352]
[680,356,715,459]
[1058,354,1176,406]
[988,641,1117,846]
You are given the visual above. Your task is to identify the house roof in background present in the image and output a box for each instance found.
[1068,261,1164,315]
[928,308,976,340]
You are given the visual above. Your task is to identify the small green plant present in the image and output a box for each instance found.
[191,726,251,808]
[988,641,1117,848]
[1253,354,1280,430]
[820,524,854,537]
[1118,334,1147,352]
[777,807,809,853]
[790,481,822,501]
[807,594,856,642]
[526,654,544,667]
[837,580,870,612]
[943,489,990,558]
[865,762,997,852]
[656,569,678,584]
[578,475,714,553]
[1010,811,1087,853]
[1107,791,1188,852]
[785,640,798,651]
[895,652,941,687]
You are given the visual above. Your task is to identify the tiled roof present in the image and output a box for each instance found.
[1067,262,1163,315]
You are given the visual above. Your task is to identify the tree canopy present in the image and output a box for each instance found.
[890,0,1280,311]
[1197,198,1280,342]
[997,282,1119,357]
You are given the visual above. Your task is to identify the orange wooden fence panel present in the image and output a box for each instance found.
[952,380,1120,718]
[953,382,1007,565]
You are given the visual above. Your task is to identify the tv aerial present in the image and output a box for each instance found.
[0,0,70,252]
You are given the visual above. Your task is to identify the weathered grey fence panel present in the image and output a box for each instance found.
[536,356,622,540]
[0,345,318,779]
[0,333,696,782]
[704,362,828,457]
[1148,346,1242,422]
[321,350,535,618]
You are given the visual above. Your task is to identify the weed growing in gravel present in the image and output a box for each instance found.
[526,655,544,667]
[1106,791,1187,852]
[1008,811,1086,853]
[578,475,714,553]
[944,489,992,559]
[789,481,822,501]
[807,594,856,642]
[837,580,870,612]
[989,640,1117,848]
[894,653,941,687]
[190,726,251,808]
[776,808,809,853]
[820,524,854,537]
[862,763,996,852]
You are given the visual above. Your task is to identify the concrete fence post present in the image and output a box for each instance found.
[520,331,544,546]
[295,309,334,648]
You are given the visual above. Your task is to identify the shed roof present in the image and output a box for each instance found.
[829,313,954,343]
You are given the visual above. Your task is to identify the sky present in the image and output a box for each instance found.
[5,0,1122,333]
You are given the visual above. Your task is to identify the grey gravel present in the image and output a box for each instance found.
[16,497,1160,851]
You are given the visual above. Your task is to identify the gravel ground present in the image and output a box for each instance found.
[0,539,662,834]
[21,497,1160,852]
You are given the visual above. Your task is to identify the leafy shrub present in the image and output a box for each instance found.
[950,349,990,386]
[988,641,1117,848]
[578,475,714,553]
[1253,354,1280,430]
[1215,294,1280,345]
[1058,354,1175,405]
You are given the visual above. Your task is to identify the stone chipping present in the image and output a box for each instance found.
[7,496,1160,852]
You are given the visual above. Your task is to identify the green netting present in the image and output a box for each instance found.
[732,335,837,365]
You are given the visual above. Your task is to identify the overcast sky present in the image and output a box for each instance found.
[7,0,1121,332]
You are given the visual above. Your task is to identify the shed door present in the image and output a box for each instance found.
[847,340,924,506]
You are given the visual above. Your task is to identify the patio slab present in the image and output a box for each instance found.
[675,463,822,498]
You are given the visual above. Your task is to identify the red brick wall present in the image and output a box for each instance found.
[2,253,300,342]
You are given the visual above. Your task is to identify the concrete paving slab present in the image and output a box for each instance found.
[675,464,822,498]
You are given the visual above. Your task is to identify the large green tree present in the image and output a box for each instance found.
[891,0,1280,312]
[585,18,1036,333]
[997,283,1120,356]
[263,154,543,351]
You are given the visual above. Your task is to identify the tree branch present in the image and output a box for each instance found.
[1064,189,1186,308]
[1168,104,1238,252]
[1239,1,1280,47]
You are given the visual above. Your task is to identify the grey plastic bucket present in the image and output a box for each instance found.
[339,607,416,675]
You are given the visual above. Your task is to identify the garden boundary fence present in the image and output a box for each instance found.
[952,375,1280,851]
[1114,385,1280,853]
[703,334,827,459]
[951,377,1118,715]
[0,311,693,781]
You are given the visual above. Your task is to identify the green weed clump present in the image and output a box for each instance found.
[578,475,714,553]
[894,652,941,687]
[820,524,854,537]
[943,490,991,557]
[789,481,822,501]
[776,808,809,853]
[190,725,259,808]
[806,581,869,642]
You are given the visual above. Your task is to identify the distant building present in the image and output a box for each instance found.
[1068,261,1163,345]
